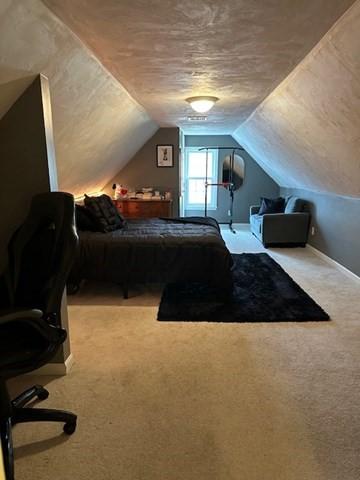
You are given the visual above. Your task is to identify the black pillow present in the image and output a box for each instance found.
[75,204,98,232]
[84,194,125,232]
[258,197,285,215]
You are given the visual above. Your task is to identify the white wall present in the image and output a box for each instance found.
[233,0,360,198]
[0,0,158,197]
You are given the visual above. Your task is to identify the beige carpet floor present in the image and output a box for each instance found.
[9,225,360,480]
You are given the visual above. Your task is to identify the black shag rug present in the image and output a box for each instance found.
[158,253,330,323]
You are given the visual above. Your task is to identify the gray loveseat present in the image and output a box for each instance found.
[250,197,310,247]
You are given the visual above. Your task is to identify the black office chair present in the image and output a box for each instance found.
[0,192,78,480]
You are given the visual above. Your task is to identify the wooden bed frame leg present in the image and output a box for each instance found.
[123,282,129,300]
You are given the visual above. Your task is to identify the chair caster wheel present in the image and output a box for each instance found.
[37,388,49,401]
[63,421,77,435]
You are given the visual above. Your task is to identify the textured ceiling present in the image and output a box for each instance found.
[43,0,354,134]
[233,0,360,197]
[0,0,158,197]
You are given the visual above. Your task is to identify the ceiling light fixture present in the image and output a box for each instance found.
[185,96,219,113]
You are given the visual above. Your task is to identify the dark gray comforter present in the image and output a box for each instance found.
[70,217,233,291]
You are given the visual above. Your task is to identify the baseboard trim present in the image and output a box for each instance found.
[27,353,74,376]
[307,244,360,283]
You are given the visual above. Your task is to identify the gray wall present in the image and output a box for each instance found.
[184,135,279,222]
[106,128,180,215]
[0,75,56,269]
[0,75,69,364]
[281,187,360,277]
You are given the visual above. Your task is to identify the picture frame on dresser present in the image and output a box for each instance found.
[156,144,174,168]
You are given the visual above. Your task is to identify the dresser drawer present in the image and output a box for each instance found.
[114,199,172,218]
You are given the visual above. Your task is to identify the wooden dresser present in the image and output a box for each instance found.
[114,199,172,219]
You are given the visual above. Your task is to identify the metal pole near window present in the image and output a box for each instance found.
[199,146,245,233]
[204,148,209,217]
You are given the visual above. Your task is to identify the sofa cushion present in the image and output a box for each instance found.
[84,194,125,232]
[258,197,285,215]
[285,197,305,213]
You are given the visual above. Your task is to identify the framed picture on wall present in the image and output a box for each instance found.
[156,144,174,168]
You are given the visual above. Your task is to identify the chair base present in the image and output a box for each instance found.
[1,418,14,480]
[1,385,77,480]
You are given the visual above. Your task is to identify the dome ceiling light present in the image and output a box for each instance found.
[185,96,219,113]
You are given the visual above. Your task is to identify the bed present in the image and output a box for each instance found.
[69,216,233,297]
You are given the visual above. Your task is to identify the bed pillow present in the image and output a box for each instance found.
[84,194,125,232]
[258,197,285,215]
[75,204,99,231]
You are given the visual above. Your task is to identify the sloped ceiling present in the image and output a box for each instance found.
[0,0,158,197]
[234,0,360,198]
[43,0,354,134]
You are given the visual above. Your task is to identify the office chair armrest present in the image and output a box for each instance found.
[0,308,43,325]
[0,308,66,344]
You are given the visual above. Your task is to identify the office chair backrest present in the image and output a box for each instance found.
[4,192,78,320]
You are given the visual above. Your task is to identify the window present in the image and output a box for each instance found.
[184,148,218,210]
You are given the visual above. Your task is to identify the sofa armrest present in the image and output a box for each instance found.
[262,212,310,244]
[250,205,260,216]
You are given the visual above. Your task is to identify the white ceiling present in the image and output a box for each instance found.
[2,0,358,199]
[0,0,158,197]
[234,0,360,197]
[43,0,354,134]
